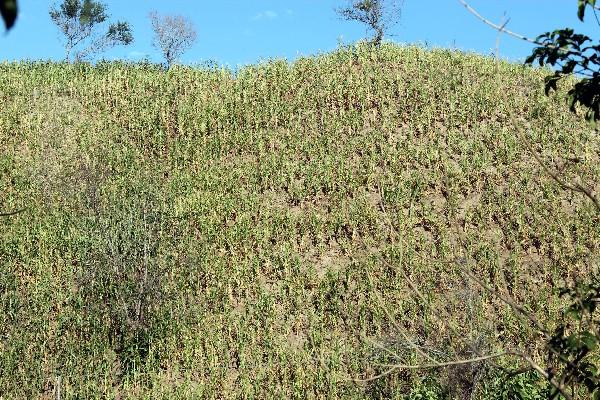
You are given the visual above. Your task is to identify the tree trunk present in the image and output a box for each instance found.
[373,27,384,47]
[65,40,73,62]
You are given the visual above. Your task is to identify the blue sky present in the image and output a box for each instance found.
[2,0,598,67]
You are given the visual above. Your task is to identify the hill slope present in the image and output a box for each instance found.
[1,43,598,398]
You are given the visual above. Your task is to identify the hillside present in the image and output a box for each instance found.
[1,43,599,399]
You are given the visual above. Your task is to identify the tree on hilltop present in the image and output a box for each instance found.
[149,11,197,68]
[336,0,404,47]
[49,0,133,62]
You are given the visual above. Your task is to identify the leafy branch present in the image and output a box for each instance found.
[460,0,600,123]
[49,0,133,62]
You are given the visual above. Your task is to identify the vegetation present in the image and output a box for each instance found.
[336,0,403,46]
[149,12,197,68]
[459,0,600,124]
[49,0,133,62]
[456,1,600,397]
[525,0,600,124]
[0,43,598,398]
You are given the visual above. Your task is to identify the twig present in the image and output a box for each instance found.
[364,336,403,362]
[503,365,534,380]
[593,7,600,28]
[517,352,574,400]
[521,133,600,211]
[495,13,510,60]
[0,207,27,217]
[365,269,440,365]
[348,352,511,382]
[457,0,544,46]
[350,365,401,383]
[459,262,550,340]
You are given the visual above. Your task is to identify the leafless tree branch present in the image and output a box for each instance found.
[515,352,574,400]
[348,352,512,383]
[149,11,197,68]
[0,207,27,217]
[521,132,600,211]
[458,263,550,339]
[457,0,544,46]
[363,247,441,365]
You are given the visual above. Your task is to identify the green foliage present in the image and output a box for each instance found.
[578,0,597,21]
[492,371,549,400]
[336,0,403,46]
[0,0,16,30]
[79,0,106,25]
[403,378,447,399]
[542,276,600,399]
[49,0,105,23]
[107,21,133,45]
[49,0,132,62]
[526,1,600,122]
[526,28,600,122]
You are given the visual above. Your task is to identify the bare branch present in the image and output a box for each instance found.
[348,352,512,382]
[593,7,600,28]
[520,132,600,211]
[149,11,197,68]
[375,352,514,369]
[365,269,441,365]
[364,336,403,361]
[457,0,543,46]
[459,264,551,339]
[494,13,510,60]
[0,207,27,217]
[350,365,400,382]
[517,352,574,400]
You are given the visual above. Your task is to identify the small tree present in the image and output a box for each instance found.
[49,0,133,62]
[336,0,403,46]
[149,12,197,68]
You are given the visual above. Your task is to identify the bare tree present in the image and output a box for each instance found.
[49,0,133,62]
[149,12,197,68]
[336,0,403,46]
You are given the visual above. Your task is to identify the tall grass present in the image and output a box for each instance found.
[0,43,598,398]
